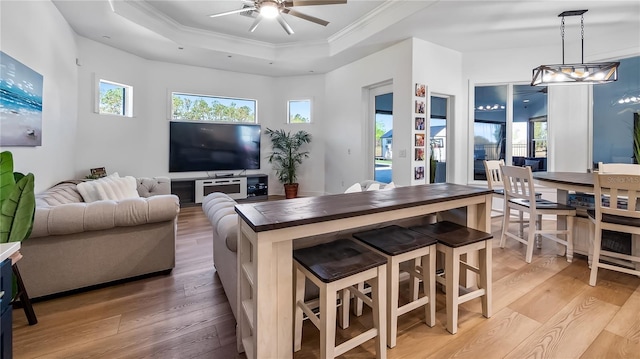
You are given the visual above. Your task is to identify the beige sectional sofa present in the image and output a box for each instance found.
[20,177,180,298]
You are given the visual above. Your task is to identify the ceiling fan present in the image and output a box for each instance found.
[208,0,347,35]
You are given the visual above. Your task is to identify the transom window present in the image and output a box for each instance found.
[98,80,133,117]
[171,92,256,123]
[288,99,311,124]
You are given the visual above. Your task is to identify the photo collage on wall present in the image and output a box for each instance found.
[414,83,426,180]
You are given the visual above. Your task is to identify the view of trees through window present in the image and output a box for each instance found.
[172,92,256,122]
[288,100,311,123]
[99,80,127,116]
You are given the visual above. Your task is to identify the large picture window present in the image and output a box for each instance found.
[472,83,548,181]
[171,92,256,123]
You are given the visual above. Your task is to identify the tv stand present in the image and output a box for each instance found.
[171,174,268,207]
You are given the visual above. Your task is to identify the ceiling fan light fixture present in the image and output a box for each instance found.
[531,10,620,86]
[260,2,280,19]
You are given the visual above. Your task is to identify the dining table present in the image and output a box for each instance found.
[233,183,493,359]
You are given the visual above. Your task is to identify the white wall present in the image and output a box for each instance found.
[272,75,326,196]
[324,39,413,194]
[0,0,78,193]
[411,38,463,184]
[74,37,326,196]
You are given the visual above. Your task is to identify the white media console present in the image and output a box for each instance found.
[171,174,268,206]
[195,177,248,203]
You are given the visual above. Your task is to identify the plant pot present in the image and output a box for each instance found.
[284,183,299,199]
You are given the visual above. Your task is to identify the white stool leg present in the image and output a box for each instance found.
[479,241,492,318]
[525,214,537,263]
[372,265,387,359]
[566,215,574,263]
[444,246,460,334]
[387,258,399,348]
[320,283,337,359]
[423,249,436,327]
[294,267,306,352]
[409,257,420,301]
[339,288,350,329]
[353,282,365,316]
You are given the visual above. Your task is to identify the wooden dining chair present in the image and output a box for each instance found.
[598,162,640,175]
[588,172,640,286]
[484,160,539,238]
[499,165,577,263]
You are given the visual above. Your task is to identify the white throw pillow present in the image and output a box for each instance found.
[344,182,362,193]
[77,173,139,202]
[77,181,101,203]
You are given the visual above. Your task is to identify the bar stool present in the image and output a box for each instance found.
[410,221,492,334]
[352,225,437,348]
[293,238,388,359]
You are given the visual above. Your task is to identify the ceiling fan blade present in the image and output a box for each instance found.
[208,6,256,18]
[276,14,294,35]
[283,0,347,6]
[249,15,263,32]
[282,8,329,26]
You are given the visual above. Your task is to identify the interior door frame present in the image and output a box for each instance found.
[367,82,393,181]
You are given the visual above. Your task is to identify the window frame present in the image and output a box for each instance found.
[469,81,549,184]
[170,91,258,123]
[287,99,312,124]
[95,78,133,117]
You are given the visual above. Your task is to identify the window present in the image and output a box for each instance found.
[288,99,311,124]
[172,92,256,123]
[98,80,133,117]
[472,83,548,181]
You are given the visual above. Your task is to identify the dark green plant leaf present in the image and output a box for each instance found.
[0,151,16,205]
[265,128,312,185]
[0,173,35,243]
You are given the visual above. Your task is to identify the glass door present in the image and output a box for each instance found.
[372,86,393,183]
[430,95,449,183]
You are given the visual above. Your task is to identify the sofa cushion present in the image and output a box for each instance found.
[77,174,139,202]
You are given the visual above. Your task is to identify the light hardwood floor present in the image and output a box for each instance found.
[12,207,640,358]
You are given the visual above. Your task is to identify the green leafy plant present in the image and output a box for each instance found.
[0,151,36,243]
[264,128,312,185]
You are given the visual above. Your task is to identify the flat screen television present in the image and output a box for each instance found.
[169,121,261,172]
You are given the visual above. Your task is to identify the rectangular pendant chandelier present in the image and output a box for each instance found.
[531,10,620,86]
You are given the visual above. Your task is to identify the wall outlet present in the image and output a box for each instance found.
[399,149,407,158]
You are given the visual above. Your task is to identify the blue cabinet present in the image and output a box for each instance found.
[0,258,12,359]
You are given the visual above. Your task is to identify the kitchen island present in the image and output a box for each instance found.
[234,183,493,359]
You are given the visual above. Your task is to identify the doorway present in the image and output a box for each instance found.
[430,95,449,183]
[372,85,393,183]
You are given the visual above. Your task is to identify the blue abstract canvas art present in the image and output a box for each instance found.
[0,51,43,146]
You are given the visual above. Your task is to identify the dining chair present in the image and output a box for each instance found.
[588,172,640,286]
[598,162,640,175]
[499,165,577,263]
[484,160,539,238]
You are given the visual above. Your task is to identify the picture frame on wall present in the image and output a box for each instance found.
[415,83,426,97]
[0,51,43,146]
[415,100,425,114]
[415,133,425,147]
[415,148,425,161]
[415,117,425,130]
[415,166,425,180]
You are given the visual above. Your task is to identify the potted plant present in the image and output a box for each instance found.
[0,151,35,244]
[264,128,312,199]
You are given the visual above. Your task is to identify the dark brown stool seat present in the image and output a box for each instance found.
[293,239,387,358]
[410,221,493,334]
[352,225,437,348]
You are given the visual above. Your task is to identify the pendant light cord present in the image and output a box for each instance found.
[561,16,565,64]
[581,14,585,64]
